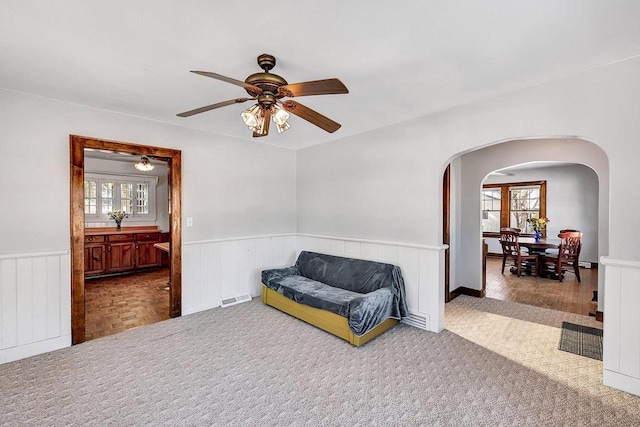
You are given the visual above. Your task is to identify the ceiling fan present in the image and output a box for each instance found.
[176,54,349,137]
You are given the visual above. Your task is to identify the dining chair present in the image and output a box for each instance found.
[545,229,581,255]
[541,231,583,282]
[499,229,539,277]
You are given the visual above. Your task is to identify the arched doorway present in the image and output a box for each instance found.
[443,137,609,316]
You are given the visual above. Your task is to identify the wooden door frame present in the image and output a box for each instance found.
[443,164,451,302]
[70,135,182,345]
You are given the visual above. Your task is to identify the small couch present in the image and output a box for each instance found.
[261,251,409,346]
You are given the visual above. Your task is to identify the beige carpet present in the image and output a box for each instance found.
[1,295,639,426]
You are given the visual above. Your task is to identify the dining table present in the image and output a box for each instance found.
[517,237,560,255]
[510,237,561,277]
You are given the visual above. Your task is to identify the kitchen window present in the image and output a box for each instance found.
[84,173,157,221]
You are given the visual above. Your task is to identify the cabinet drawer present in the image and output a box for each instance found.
[108,234,134,242]
[85,235,105,243]
[135,232,161,242]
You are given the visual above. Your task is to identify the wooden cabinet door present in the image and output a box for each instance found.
[84,244,106,275]
[136,241,161,268]
[107,242,136,272]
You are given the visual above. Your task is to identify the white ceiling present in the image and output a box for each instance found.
[2,1,640,149]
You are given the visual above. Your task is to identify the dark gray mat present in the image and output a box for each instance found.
[559,321,603,360]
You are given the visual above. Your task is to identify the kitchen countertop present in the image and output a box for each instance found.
[85,226,162,236]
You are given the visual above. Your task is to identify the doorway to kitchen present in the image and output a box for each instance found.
[70,135,182,345]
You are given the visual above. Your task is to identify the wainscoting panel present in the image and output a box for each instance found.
[182,235,297,315]
[601,257,640,397]
[0,251,71,364]
[296,234,447,332]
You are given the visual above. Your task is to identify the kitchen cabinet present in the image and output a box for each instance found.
[135,232,162,269]
[84,228,166,277]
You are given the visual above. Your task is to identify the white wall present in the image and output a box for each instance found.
[296,56,640,347]
[84,157,170,231]
[0,88,296,254]
[482,164,599,262]
[0,88,296,362]
[296,56,640,258]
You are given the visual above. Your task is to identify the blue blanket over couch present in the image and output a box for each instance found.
[261,251,409,336]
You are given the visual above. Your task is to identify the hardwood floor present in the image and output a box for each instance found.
[85,268,170,341]
[485,256,598,317]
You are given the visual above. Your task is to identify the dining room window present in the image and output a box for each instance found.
[481,188,502,233]
[482,181,546,236]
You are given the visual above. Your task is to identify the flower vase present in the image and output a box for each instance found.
[115,220,122,230]
[533,231,542,242]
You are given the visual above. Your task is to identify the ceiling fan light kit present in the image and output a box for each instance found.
[177,54,348,138]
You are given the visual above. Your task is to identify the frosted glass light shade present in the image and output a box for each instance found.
[272,105,290,125]
[275,121,291,134]
[241,104,262,128]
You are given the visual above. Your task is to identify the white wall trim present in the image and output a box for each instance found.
[0,250,71,365]
[0,249,69,260]
[297,233,448,251]
[600,256,640,269]
[184,233,297,246]
[603,370,640,397]
[181,234,297,316]
[0,335,71,364]
[601,257,640,397]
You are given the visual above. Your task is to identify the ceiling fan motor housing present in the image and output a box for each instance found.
[244,72,287,98]
[244,54,288,98]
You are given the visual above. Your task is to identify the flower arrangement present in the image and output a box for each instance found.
[108,210,128,229]
[527,217,550,232]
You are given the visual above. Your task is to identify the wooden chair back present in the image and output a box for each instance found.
[500,227,521,233]
[558,231,583,260]
[499,230,521,256]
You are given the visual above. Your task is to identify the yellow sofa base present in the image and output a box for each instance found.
[261,285,398,347]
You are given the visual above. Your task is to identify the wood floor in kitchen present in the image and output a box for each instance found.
[84,268,170,341]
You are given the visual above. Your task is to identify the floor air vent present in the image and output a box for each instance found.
[402,313,428,330]
[220,293,252,308]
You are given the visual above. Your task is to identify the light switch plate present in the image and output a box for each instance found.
[186,217,193,227]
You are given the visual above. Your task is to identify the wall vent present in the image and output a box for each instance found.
[402,312,428,330]
[220,293,252,308]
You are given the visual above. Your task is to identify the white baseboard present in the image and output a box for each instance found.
[0,335,71,365]
[604,369,640,396]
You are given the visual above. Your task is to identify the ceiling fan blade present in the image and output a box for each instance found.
[190,71,263,95]
[278,78,348,97]
[176,98,253,117]
[281,100,341,133]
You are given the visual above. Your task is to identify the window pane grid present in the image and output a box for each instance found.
[481,189,501,233]
[120,183,133,214]
[84,174,156,221]
[101,181,114,214]
[481,182,545,234]
[84,180,98,214]
[136,183,149,214]
[509,187,540,232]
